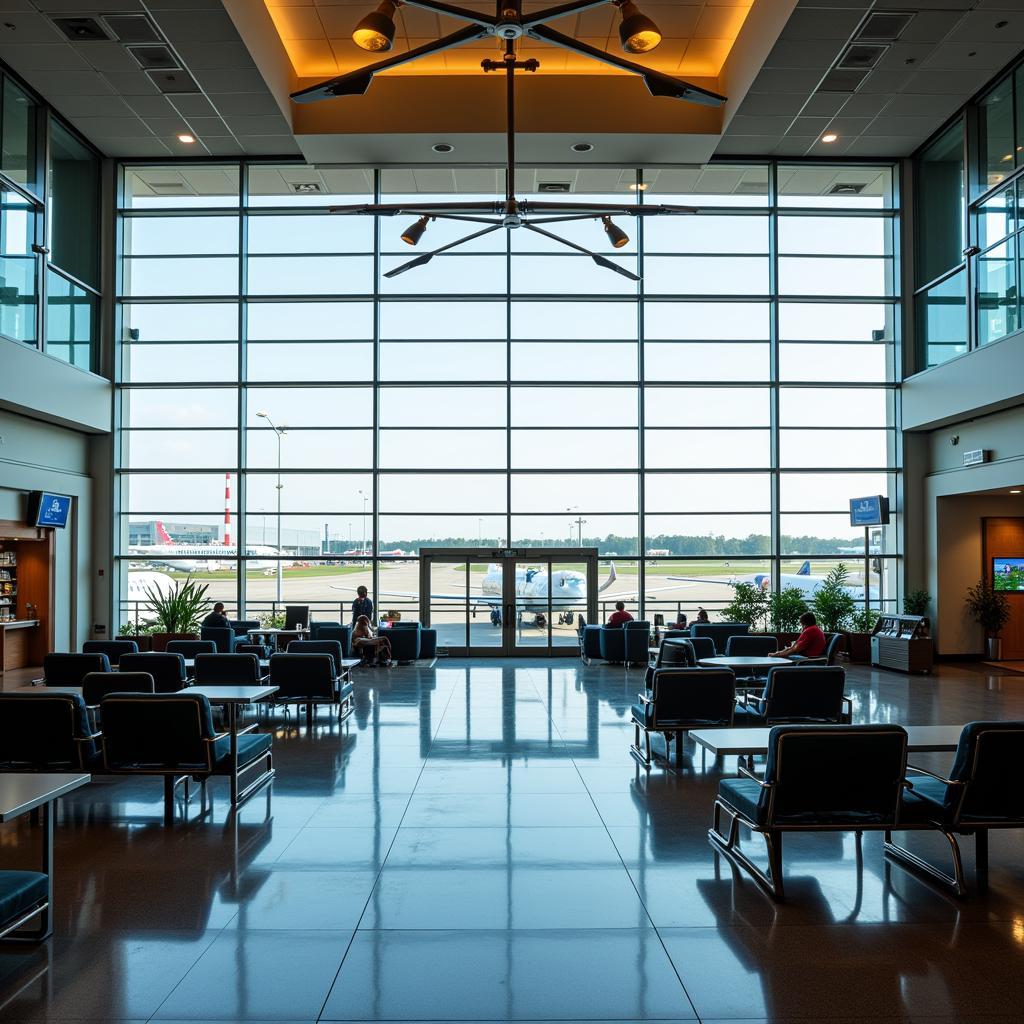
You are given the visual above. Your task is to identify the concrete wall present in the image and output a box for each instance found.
[0,409,95,652]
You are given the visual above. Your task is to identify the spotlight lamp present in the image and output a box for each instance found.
[615,0,662,54]
[401,215,431,246]
[602,216,630,249]
[352,0,400,52]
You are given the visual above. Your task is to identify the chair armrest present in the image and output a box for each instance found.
[206,732,230,744]
[637,692,653,705]
[237,722,259,736]
[737,764,771,787]
[906,763,959,786]
[31,677,44,686]
[842,695,853,714]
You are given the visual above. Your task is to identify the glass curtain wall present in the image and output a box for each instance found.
[115,161,900,630]
[0,66,101,370]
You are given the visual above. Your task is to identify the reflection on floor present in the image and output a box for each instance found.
[2,658,1024,1022]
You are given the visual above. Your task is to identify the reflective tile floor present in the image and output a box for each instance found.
[2,658,1024,1022]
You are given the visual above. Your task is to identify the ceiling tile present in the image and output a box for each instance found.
[95,138,173,158]
[727,113,795,134]
[173,41,257,70]
[904,68,997,94]
[194,69,275,93]
[0,12,65,42]
[71,115,152,137]
[737,92,809,116]
[713,134,779,155]
[870,113,948,136]
[922,40,1021,71]
[856,69,913,94]
[800,92,848,117]
[842,134,916,157]
[772,137,813,156]
[179,115,232,136]
[749,68,824,94]
[223,113,293,135]
[209,92,284,116]
[31,69,115,94]
[103,70,162,95]
[50,93,137,117]
[882,93,950,117]
[233,134,303,156]
[143,115,199,135]
[874,42,937,73]
[201,136,247,156]
[73,41,142,73]
[763,40,837,70]
[35,0,142,10]
[821,115,874,135]
[168,94,219,117]
[837,92,892,117]
[952,12,1024,44]
[787,115,833,137]
[154,10,246,43]
[778,8,865,41]
[124,93,179,116]
[0,42,90,70]
[899,11,966,44]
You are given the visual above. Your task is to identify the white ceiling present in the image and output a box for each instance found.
[0,0,300,157]
[719,0,1024,158]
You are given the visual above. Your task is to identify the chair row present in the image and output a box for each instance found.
[631,665,851,770]
[0,689,274,825]
[578,620,651,665]
[709,721,1024,900]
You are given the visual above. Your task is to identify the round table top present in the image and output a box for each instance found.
[698,655,792,669]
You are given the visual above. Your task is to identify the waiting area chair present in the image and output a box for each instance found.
[268,653,354,729]
[691,622,750,655]
[200,626,237,653]
[0,870,51,943]
[724,634,778,657]
[166,639,217,661]
[100,692,274,825]
[82,640,138,667]
[735,666,851,725]
[81,672,155,727]
[886,721,1024,896]
[284,605,310,630]
[286,639,344,676]
[42,652,110,687]
[193,653,267,686]
[119,652,188,693]
[632,667,736,770]
[709,724,908,900]
[0,692,101,771]
[599,621,650,665]
[644,637,696,689]
[317,624,353,658]
[791,631,843,666]
[578,617,603,664]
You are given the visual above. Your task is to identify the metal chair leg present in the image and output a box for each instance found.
[883,828,968,897]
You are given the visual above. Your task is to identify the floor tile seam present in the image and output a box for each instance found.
[313,681,462,1023]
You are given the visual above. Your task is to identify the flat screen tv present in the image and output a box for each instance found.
[27,491,72,529]
[993,557,1024,592]
[849,495,890,527]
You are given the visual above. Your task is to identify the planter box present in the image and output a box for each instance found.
[845,632,871,664]
[151,631,198,652]
[121,634,153,652]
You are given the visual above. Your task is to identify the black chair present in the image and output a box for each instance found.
[791,631,843,666]
[318,625,353,658]
[200,626,237,653]
[644,638,695,689]
[193,653,265,686]
[0,692,100,771]
[284,605,310,630]
[709,724,908,900]
[82,671,155,711]
[687,636,717,662]
[268,653,354,729]
[631,668,736,770]
[886,721,1024,896]
[119,652,188,693]
[229,619,261,638]
[82,640,138,667]
[735,666,851,725]
[286,639,345,676]
[166,639,217,660]
[309,620,341,640]
[725,635,778,656]
[0,870,51,943]
[691,621,749,655]
[100,692,274,825]
[42,652,110,687]
[236,642,271,658]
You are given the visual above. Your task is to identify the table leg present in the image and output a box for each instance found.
[306,699,313,732]
[39,799,53,939]
[229,703,239,804]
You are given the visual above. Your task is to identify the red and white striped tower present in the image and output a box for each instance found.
[224,472,232,547]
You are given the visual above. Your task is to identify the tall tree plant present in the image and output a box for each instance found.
[144,577,210,634]
[811,563,857,633]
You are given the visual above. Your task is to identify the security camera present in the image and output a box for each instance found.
[950,435,959,446]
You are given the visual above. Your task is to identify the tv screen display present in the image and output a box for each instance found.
[28,491,72,529]
[849,495,889,527]
[993,557,1024,592]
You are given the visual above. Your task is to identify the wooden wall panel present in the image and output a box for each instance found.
[983,517,1024,660]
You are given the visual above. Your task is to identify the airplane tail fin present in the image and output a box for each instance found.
[598,561,617,593]
[155,520,174,545]
[797,560,811,575]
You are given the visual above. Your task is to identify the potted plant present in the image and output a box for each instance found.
[845,606,880,664]
[769,586,808,645]
[903,588,932,637]
[721,580,770,633]
[144,576,210,651]
[811,564,856,659]
[118,619,158,651]
[965,579,1010,659]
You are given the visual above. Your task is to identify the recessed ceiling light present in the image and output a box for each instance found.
[176,133,195,144]
[571,142,593,153]
[821,133,838,143]
[432,143,454,153]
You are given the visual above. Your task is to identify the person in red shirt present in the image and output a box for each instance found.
[778,611,827,659]
[606,601,634,627]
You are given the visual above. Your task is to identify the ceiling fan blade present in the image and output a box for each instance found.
[591,254,641,281]
[328,201,505,216]
[383,252,435,278]
[522,201,697,216]
[291,25,490,102]
[527,24,727,107]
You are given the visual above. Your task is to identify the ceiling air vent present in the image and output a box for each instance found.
[128,45,180,71]
[538,182,572,193]
[103,14,161,44]
[829,183,865,195]
[856,12,913,43]
[51,17,110,41]
[818,68,870,93]
[837,44,888,71]
[147,70,200,94]
[292,183,322,194]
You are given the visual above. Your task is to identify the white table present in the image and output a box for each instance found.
[698,656,793,671]
[688,724,964,758]
[0,773,90,940]
[184,657,270,672]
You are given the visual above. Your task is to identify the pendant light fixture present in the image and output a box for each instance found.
[602,216,630,248]
[615,0,662,54]
[352,0,399,52]
[400,215,430,245]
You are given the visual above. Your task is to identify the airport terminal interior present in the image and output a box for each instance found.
[2,0,1024,1019]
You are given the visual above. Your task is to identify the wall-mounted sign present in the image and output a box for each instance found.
[849,495,890,527]
[962,449,989,466]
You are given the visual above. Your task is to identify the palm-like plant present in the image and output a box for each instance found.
[144,576,210,634]
[811,563,857,633]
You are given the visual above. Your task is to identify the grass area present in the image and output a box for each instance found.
[170,564,370,581]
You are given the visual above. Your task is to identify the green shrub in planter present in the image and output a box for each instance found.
[811,563,857,633]
[721,580,770,632]
[769,587,809,633]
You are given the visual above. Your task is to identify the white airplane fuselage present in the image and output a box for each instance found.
[128,543,282,572]
[479,564,587,609]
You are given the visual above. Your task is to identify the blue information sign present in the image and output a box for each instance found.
[31,492,72,528]
[849,495,888,527]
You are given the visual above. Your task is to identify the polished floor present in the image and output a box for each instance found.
[2,657,1024,1022]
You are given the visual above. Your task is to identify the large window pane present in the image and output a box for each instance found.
[379,474,506,514]
[48,121,99,288]
[122,165,240,209]
[979,78,1015,196]
[2,78,37,194]
[918,269,968,369]
[46,270,95,369]
[916,121,965,285]
[0,186,36,344]
[778,166,893,209]
[380,387,506,427]
[645,473,770,512]
[977,238,1018,346]
[644,343,770,382]
[123,216,239,256]
[645,429,770,468]
[779,387,890,427]
[123,388,237,428]
[644,387,769,426]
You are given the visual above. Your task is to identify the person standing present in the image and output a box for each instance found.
[351,585,374,625]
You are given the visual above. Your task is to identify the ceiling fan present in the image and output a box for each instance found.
[289,0,728,280]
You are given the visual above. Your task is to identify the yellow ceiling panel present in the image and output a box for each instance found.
[287,37,339,74]
[679,36,733,75]
[265,4,326,40]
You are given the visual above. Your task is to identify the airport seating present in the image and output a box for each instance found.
[661,629,690,643]
[420,627,438,659]
[710,724,909,900]
[578,619,604,663]
[687,636,717,662]
[735,666,851,724]
[690,622,750,655]
[82,640,138,666]
[0,692,101,771]
[236,642,271,658]
[268,653,353,728]
[791,631,843,666]
[229,619,261,638]
[286,639,345,676]
[82,671,155,708]
[645,638,696,688]
[317,625,353,658]
[385,622,422,663]
[43,652,110,686]
[100,692,274,825]
[165,640,217,661]
[599,621,650,665]
[200,626,237,653]
[284,605,310,630]
[119,652,188,693]
[631,668,736,770]
[725,634,779,656]
[309,620,342,641]
[886,721,1024,895]
[0,869,51,943]
[193,653,266,685]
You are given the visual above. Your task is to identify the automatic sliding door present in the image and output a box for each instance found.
[513,560,549,654]
[468,557,503,652]
[550,560,588,649]
[428,559,467,652]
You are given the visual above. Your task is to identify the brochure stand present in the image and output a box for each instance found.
[870,614,932,674]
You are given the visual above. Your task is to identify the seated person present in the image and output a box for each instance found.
[777,611,827,659]
[202,602,231,630]
[670,612,688,629]
[352,614,392,666]
[692,607,710,625]
[606,601,633,628]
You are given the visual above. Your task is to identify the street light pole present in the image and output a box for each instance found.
[358,489,368,557]
[257,411,287,609]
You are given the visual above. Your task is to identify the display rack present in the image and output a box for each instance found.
[0,552,15,624]
[870,614,933,673]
